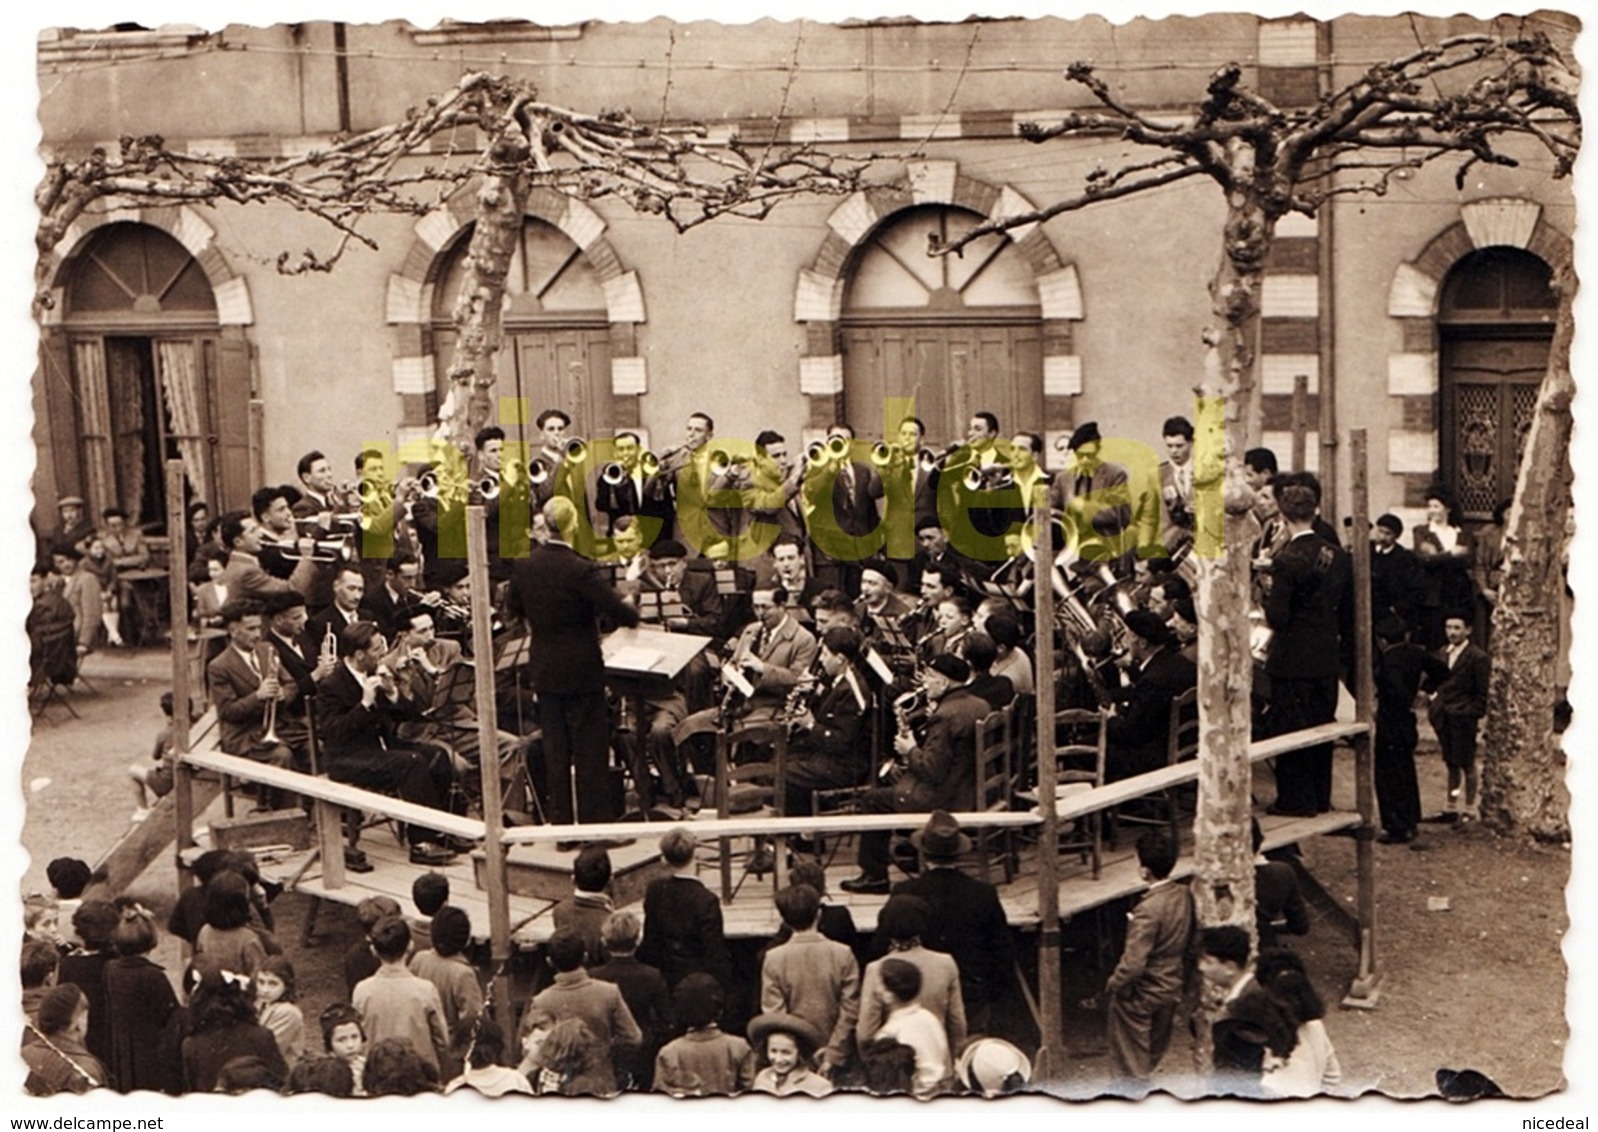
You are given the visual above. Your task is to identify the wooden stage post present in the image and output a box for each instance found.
[166,460,194,889]
[1030,487,1065,1080]
[467,505,513,1025]
[1345,430,1382,1007]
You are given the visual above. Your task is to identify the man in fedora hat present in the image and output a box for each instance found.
[881,810,1012,1036]
[1048,422,1136,564]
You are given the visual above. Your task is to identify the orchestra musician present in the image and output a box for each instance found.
[840,653,989,895]
[782,625,873,826]
[206,601,295,805]
[307,565,368,644]
[594,430,673,538]
[216,509,317,605]
[360,553,427,639]
[800,422,883,598]
[259,589,338,765]
[655,411,716,546]
[314,620,464,866]
[1049,422,1135,567]
[747,429,807,544]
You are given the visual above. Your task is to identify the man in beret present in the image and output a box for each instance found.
[842,653,989,894]
[1049,422,1135,565]
[1369,512,1424,636]
[1106,610,1198,781]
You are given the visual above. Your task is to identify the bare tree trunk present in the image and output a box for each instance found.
[437,118,532,453]
[1479,270,1574,842]
[1190,187,1272,1075]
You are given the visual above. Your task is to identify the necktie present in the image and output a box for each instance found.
[1076,473,1092,498]
[246,650,261,679]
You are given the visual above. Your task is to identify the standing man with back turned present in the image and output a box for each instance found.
[507,496,641,826]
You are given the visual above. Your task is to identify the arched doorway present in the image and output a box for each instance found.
[430,218,613,443]
[53,221,236,531]
[841,205,1042,445]
[1437,247,1557,522]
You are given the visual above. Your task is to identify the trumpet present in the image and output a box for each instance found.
[255,644,282,745]
[478,475,500,502]
[963,463,1016,492]
[805,436,850,465]
[527,457,551,486]
[640,451,661,477]
[707,447,751,477]
[870,442,902,468]
[270,531,353,563]
[358,479,392,508]
[600,461,628,486]
[418,469,441,498]
[566,438,590,463]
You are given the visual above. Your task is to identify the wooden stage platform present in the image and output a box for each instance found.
[230,805,1359,950]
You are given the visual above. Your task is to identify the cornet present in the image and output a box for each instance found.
[527,458,551,486]
[255,644,282,745]
[869,442,902,468]
[805,436,849,465]
[600,461,628,486]
[478,476,500,502]
[566,438,590,463]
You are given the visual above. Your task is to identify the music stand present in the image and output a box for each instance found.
[603,625,712,816]
[493,631,533,733]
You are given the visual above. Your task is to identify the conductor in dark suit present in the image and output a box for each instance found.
[507,495,641,824]
[1263,481,1350,816]
[314,619,460,865]
[884,811,1014,1036]
[1106,611,1198,781]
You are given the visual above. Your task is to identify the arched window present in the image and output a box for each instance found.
[840,205,1042,445]
[430,218,613,441]
[54,222,232,528]
[1438,247,1556,521]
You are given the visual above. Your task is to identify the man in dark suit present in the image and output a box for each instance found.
[1422,610,1492,823]
[1104,830,1193,1083]
[637,827,732,992]
[359,552,426,639]
[595,430,674,541]
[314,619,460,864]
[962,631,1016,712]
[783,626,872,819]
[206,601,295,773]
[1368,513,1425,637]
[882,810,1014,1036]
[1263,481,1350,816]
[842,654,989,894]
[1106,610,1198,781]
[802,423,883,598]
[259,590,337,767]
[307,564,368,645]
[506,496,641,825]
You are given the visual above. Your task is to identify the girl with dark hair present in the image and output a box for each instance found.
[103,904,181,1094]
[1257,949,1343,1097]
[252,954,304,1069]
[194,871,271,977]
[444,1015,533,1097]
[180,966,287,1093]
[363,1037,440,1096]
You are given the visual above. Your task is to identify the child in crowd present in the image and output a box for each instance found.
[1257,949,1343,1098]
[282,1055,354,1098]
[23,894,71,954]
[343,894,402,995]
[351,915,449,1078]
[23,984,106,1096]
[872,958,951,1098]
[194,871,271,977]
[589,910,672,1091]
[214,1053,283,1094]
[653,973,752,1097]
[318,1003,368,1097]
[129,692,178,824]
[1103,831,1193,1086]
[252,954,304,1069]
[535,1018,611,1097]
[58,900,119,1068]
[180,966,287,1094]
[410,871,450,954]
[408,905,483,1082]
[553,845,615,966]
[1422,610,1492,825]
[748,1012,833,1097]
[515,1006,558,1089]
[362,1037,439,1096]
[529,925,641,1094]
[759,883,859,1076]
[443,1015,532,1097]
[21,940,60,1025]
[103,903,180,1095]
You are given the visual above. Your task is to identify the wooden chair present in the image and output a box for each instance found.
[713,721,789,903]
[1052,707,1107,879]
[1111,686,1199,845]
[972,703,1017,884]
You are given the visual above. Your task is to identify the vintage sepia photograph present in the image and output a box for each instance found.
[6,0,1590,1119]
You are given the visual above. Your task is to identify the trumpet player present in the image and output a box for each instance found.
[206,601,294,796]
[594,431,672,538]
[801,422,882,598]
[291,449,339,520]
[260,590,338,761]
[217,509,318,606]
[840,653,988,895]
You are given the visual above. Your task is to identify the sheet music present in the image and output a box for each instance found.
[608,645,665,672]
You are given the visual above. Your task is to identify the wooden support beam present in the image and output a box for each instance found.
[166,460,194,892]
[1344,428,1383,1008]
[1030,487,1065,1081]
[466,504,513,1027]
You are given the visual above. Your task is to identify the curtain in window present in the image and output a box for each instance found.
[103,341,150,519]
[156,339,211,506]
[73,339,119,516]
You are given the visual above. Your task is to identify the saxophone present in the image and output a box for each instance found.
[883,686,930,780]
